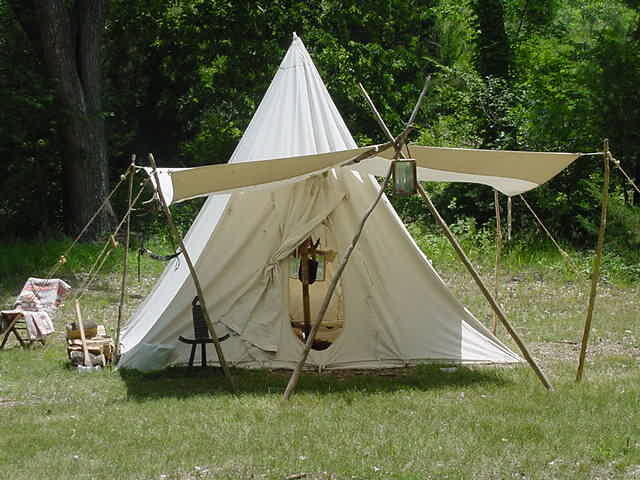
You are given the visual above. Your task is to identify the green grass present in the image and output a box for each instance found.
[1,351,639,479]
[407,220,640,285]
[0,236,639,479]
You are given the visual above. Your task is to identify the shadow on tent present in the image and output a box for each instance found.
[118,364,510,401]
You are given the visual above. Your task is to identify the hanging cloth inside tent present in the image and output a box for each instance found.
[298,238,321,284]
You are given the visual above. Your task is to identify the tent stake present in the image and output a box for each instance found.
[115,156,135,363]
[148,154,237,393]
[492,189,502,334]
[576,140,611,382]
[417,183,554,391]
[283,164,394,400]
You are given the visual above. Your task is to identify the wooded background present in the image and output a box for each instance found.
[1,0,639,252]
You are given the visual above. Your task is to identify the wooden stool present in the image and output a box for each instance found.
[178,296,229,368]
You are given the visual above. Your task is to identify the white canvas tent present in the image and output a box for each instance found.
[117,34,572,371]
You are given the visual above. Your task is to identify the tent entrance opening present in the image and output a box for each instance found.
[288,239,344,351]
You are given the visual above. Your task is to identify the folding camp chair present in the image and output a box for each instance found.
[0,277,71,349]
[178,296,230,368]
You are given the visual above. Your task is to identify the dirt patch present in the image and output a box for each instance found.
[531,338,640,365]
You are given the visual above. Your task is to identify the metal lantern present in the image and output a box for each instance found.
[392,159,417,196]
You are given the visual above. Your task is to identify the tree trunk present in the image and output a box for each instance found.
[9,0,110,239]
[473,0,511,79]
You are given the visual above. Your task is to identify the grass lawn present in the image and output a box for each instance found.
[0,241,639,479]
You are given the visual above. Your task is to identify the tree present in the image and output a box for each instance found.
[473,0,511,79]
[8,0,110,239]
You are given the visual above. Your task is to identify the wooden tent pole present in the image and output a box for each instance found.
[115,156,135,362]
[492,189,502,334]
[576,140,611,382]
[283,164,395,400]
[148,154,237,393]
[417,183,554,391]
[300,238,312,339]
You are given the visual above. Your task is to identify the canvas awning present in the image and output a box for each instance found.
[358,146,581,197]
[145,145,582,205]
[142,145,384,205]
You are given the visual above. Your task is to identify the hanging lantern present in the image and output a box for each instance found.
[392,159,417,196]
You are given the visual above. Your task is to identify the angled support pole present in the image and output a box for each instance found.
[417,184,554,391]
[148,154,237,393]
[576,140,611,382]
[283,82,425,399]
[358,81,554,392]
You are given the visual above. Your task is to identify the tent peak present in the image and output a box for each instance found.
[292,31,298,39]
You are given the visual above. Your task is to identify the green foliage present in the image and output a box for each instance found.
[1,0,639,256]
[0,240,116,289]
[407,209,640,283]
[606,192,640,252]
[0,237,168,292]
[0,0,62,235]
[472,0,511,78]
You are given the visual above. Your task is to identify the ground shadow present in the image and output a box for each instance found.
[119,364,511,402]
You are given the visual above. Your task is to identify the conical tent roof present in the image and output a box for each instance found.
[118,35,521,371]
